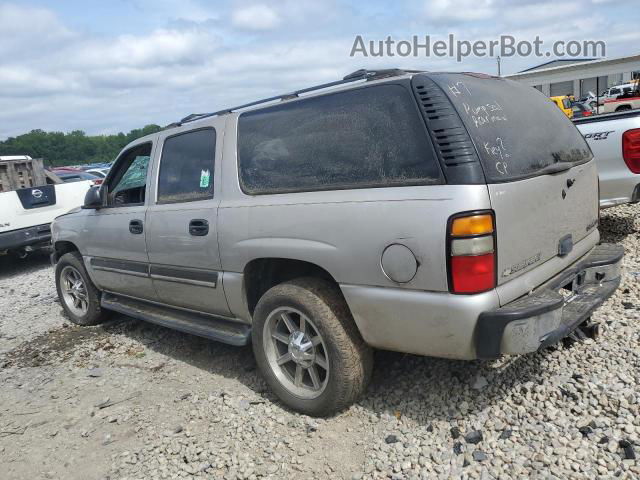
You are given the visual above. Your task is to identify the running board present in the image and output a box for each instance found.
[101,293,251,346]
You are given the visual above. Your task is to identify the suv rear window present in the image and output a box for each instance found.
[429,73,593,183]
[237,84,442,194]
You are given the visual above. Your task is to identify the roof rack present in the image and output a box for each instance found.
[170,68,421,128]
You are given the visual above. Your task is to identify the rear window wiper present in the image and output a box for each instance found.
[536,162,574,175]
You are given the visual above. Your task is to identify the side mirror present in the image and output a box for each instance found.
[83,185,103,209]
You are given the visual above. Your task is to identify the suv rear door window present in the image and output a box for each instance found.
[237,84,442,194]
[157,128,216,204]
[428,73,593,183]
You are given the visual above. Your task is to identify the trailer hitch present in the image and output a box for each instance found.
[562,317,600,348]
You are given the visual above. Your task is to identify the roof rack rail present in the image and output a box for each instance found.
[342,68,423,80]
[171,68,421,128]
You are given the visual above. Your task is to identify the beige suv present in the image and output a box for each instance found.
[52,69,623,416]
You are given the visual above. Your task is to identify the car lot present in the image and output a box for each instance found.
[0,203,638,480]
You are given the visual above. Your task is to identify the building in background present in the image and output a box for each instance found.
[505,54,640,98]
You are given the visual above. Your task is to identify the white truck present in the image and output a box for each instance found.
[0,156,93,258]
[574,110,640,208]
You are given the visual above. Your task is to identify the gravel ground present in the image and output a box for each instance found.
[0,203,638,480]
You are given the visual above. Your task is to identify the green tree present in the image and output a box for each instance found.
[0,124,162,167]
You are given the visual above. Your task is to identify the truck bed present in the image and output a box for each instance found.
[573,108,640,125]
[574,109,640,208]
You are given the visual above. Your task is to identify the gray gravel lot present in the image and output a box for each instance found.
[0,203,638,480]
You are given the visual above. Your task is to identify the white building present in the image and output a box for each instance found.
[505,54,640,98]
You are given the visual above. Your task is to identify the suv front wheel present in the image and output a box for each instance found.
[252,277,373,416]
[55,252,109,326]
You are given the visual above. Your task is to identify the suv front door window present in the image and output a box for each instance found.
[106,144,151,206]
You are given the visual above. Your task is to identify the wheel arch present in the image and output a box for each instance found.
[242,257,346,317]
[52,240,80,263]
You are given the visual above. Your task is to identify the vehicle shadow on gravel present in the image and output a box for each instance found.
[93,314,559,423]
[99,316,266,389]
[10,310,576,424]
[0,251,51,280]
[599,210,639,243]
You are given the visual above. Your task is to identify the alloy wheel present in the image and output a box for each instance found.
[263,307,330,399]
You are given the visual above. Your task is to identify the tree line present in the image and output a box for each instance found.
[0,125,162,167]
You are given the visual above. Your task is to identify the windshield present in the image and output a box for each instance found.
[428,73,593,183]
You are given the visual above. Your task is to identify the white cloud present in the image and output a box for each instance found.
[425,0,496,22]
[76,29,220,69]
[0,66,72,97]
[0,3,74,58]
[129,0,220,23]
[0,3,70,39]
[502,1,581,25]
[231,4,281,30]
[0,1,637,140]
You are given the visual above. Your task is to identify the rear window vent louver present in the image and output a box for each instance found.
[411,75,485,184]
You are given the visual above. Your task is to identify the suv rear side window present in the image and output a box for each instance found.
[157,128,216,204]
[428,73,593,183]
[237,84,441,194]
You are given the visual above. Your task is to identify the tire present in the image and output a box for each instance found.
[55,252,109,326]
[252,277,373,416]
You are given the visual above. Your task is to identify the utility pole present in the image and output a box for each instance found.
[497,56,501,76]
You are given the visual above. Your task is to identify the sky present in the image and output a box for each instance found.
[1,0,639,139]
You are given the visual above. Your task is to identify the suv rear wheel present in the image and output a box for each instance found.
[252,277,373,416]
[55,252,109,326]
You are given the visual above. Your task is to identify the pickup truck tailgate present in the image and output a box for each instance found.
[0,181,92,234]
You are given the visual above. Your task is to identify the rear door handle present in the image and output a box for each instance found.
[189,219,209,236]
[129,219,144,234]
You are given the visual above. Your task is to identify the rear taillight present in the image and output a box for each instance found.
[448,212,496,294]
[623,129,640,174]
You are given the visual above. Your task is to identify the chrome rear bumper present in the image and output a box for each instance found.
[475,243,623,359]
